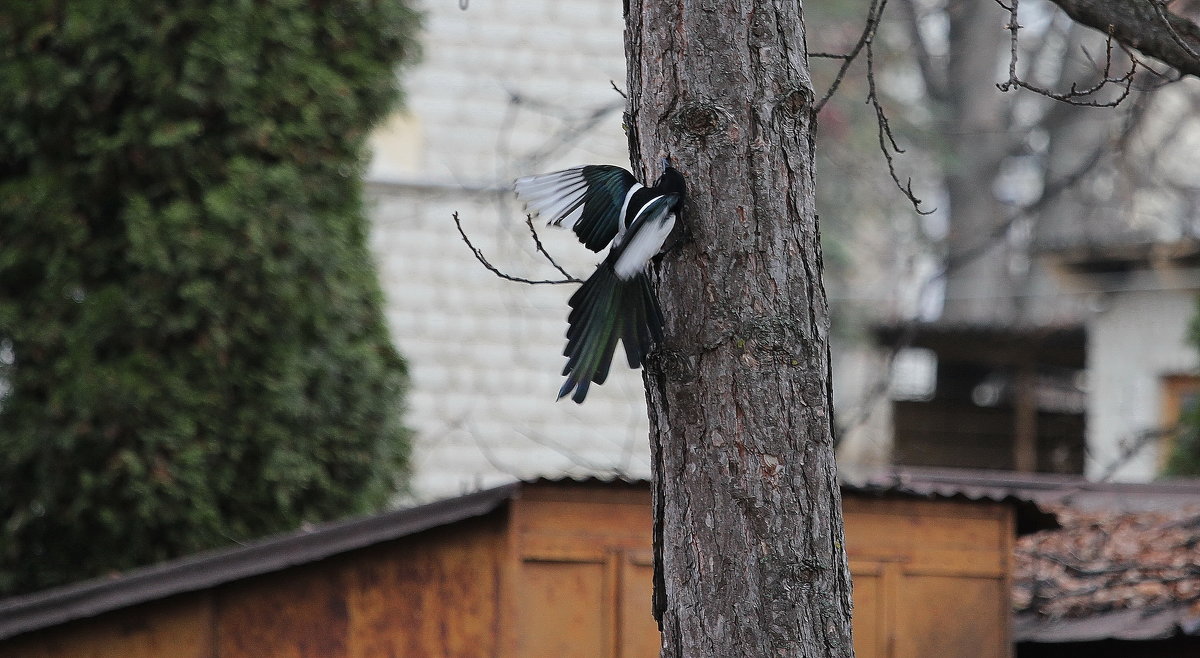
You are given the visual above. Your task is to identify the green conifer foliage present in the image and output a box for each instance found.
[0,0,419,594]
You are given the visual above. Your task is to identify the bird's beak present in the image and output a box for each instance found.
[661,155,671,170]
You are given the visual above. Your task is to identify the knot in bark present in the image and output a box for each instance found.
[776,83,814,119]
[745,315,800,353]
[651,348,696,383]
[672,101,724,138]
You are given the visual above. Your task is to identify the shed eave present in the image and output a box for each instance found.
[0,482,520,641]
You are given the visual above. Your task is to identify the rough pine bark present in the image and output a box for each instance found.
[624,1,855,656]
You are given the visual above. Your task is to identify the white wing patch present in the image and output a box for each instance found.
[514,168,588,230]
[614,200,675,280]
[614,183,644,241]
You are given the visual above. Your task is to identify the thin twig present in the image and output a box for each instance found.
[467,420,524,478]
[995,0,1136,107]
[525,215,582,282]
[864,13,933,215]
[452,212,579,285]
[944,63,1151,276]
[515,428,614,473]
[812,0,930,214]
[1096,426,1174,482]
[814,0,886,114]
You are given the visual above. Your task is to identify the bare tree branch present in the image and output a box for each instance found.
[813,0,933,214]
[1095,426,1174,481]
[865,20,936,215]
[997,0,1137,106]
[451,212,581,285]
[514,428,619,473]
[1045,0,1200,78]
[1155,0,1200,60]
[813,0,886,114]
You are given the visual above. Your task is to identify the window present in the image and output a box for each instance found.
[1160,374,1200,468]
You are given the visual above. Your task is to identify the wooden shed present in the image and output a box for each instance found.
[0,477,1045,657]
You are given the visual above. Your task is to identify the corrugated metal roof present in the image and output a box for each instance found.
[852,466,1200,512]
[0,483,519,642]
[525,473,649,486]
[843,467,1063,534]
[532,471,1054,533]
[1015,597,1200,643]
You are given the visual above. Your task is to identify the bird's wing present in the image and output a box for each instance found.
[514,165,638,252]
[611,194,680,279]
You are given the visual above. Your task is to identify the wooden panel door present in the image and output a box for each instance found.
[516,547,659,657]
[894,575,1008,658]
[517,558,610,657]
[617,550,660,658]
[851,563,888,658]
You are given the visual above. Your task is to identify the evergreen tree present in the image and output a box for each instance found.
[0,0,418,594]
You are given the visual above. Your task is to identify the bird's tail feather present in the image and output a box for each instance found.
[558,265,662,403]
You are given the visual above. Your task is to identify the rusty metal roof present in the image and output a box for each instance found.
[844,467,1069,534]
[0,482,519,642]
[535,471,1061,533]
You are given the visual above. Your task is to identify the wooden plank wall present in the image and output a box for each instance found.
[0,486,1014,658]
[0,514,508,658]
[509,484,657,658]
[0,595,215,658]
[507,486,1014,658]
[844,497,1014,658]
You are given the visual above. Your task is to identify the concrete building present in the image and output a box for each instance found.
[1051,248,1200,480]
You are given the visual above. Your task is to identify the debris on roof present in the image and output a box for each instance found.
[1014,505,1200,642]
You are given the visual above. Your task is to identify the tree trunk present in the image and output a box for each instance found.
[624,2,855,656]
[940,0,1014,324]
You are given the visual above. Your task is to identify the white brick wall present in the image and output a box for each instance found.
[367,1,646,501]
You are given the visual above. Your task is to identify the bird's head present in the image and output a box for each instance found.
[655,156,685,197]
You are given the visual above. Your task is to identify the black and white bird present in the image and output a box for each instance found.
[514,158,685,403]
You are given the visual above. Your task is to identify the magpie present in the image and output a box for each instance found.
[514,158,685,403]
